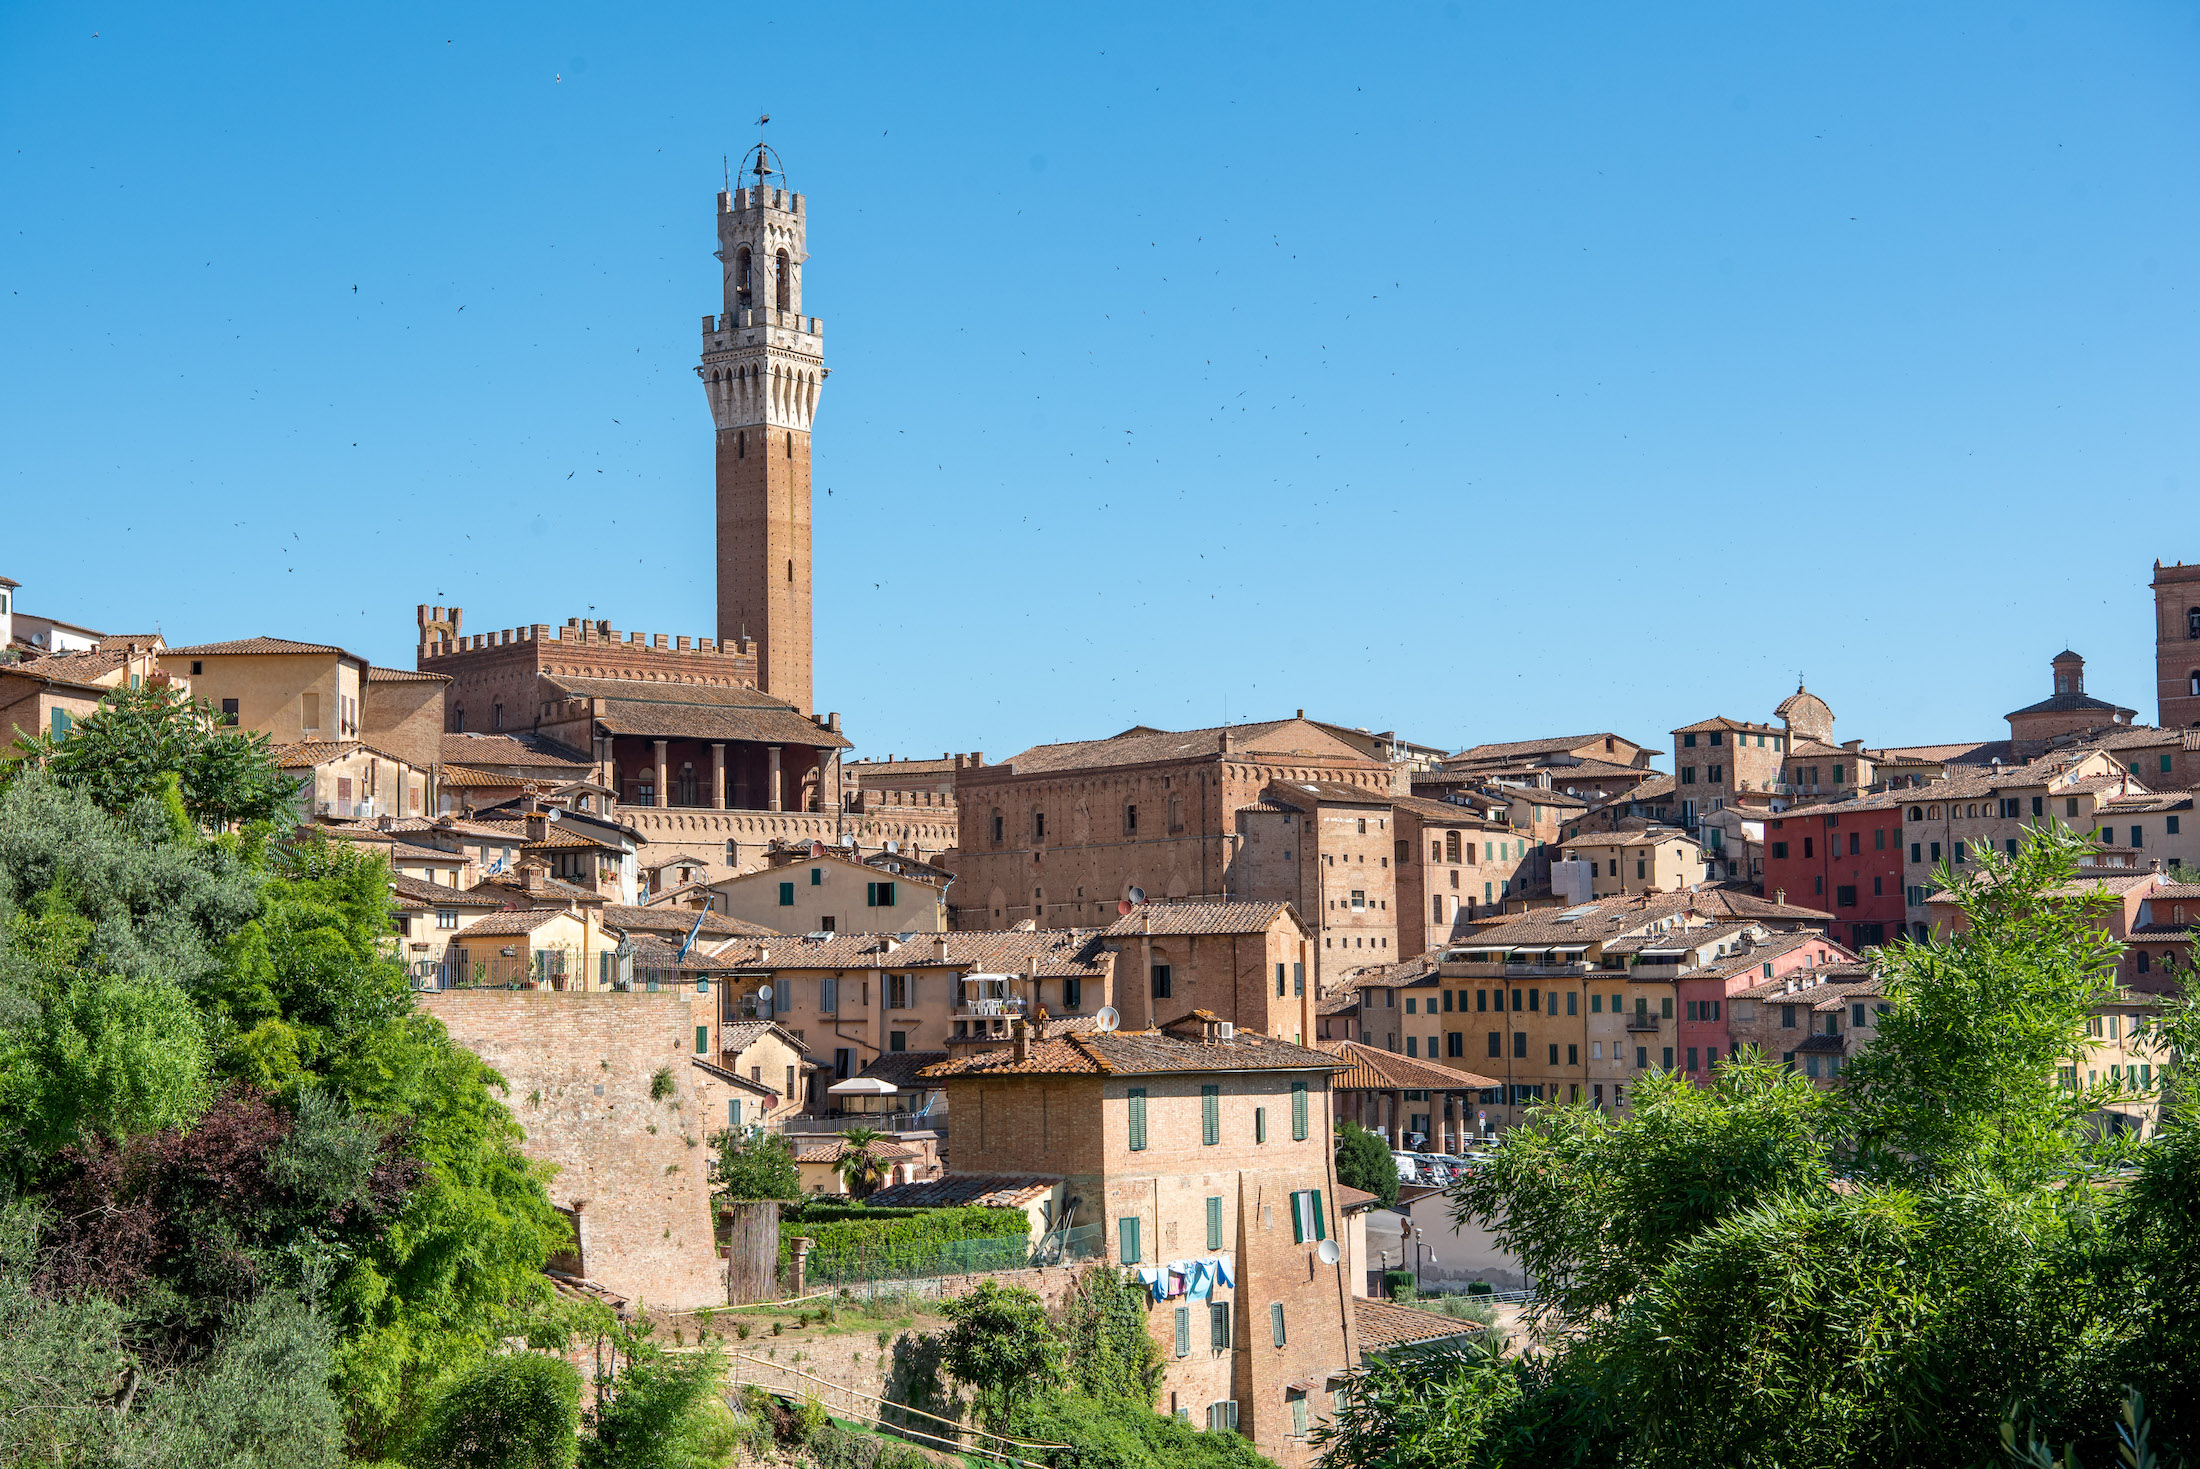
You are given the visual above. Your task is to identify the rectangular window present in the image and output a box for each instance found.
[1591,993,1602,1013]
[1681,766,1697,784]
[1293,962,1304,996]
[1270,1301,1288,1347]
[1688,1047,1699,1071]
[1513,1031,1527,1058]
[1120,1215,1142,1264]
[1065,976,1082,1011]
[1548,1043,1559,1065]
[1128,1089,1148,1151]
[1209,1401,1239,1434]
[1566,990,1577,1016]
[1291,1081,1308,1140]
[2132,826,2144,849]
[1405,1036,1418,1058]
[1771,841,1788,859]
[1291,1395,1310,1437]
[694,1025,708,1054]
[1289,1189,1326,1243]
[820,976,838,1012]
[1636,1046,1648,1069]
[778,881,794,906]
[1211,1301,1230,1351]
[1255,1107,1267,1143]
[1151,964,1172,999]
[1447,1031,1463,1057]
[1875,827,1887,850]
[1276,963,1287,998]
[1487,1031,1500,1058]
[2170,816,2182,835]
[810,867,823,885]
[1206,1196,1223,1250]
[1174,1305,1190,1357]
[1202,1085,1220,1145]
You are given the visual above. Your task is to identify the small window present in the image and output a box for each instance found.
[1210,1300,1230,1350]
[1206,1195,1223,1250]
[1270,1301,1287,1347]
[1201,1085,1220,1145]
[1121,1215,1143,1264]
[1151,964,1172,999]
[1174,1305,1190,1357]
[777,881,794,906]
[1128,1089,1149,1151]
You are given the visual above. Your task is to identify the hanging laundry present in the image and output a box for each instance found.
[1213,1257,1236,1290]
[1136,1266,1165,1302]
[1188,1259,1214,1302]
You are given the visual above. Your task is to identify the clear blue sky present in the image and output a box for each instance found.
[5,3,2195,766]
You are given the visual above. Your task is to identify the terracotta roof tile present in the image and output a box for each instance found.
[386,872,501,907]
[601,904,776,938]
[793,1139,920,1164]
[919,1028,1343,1079]
[163,636,363,659]
[1321,1040,1497,1091]
[1355,1298,1480,1353]
[991,718,1380,776]
[455,909,574,937]
[713,928,1114,979]
[550,676,852,749]
[368,665,451,683]
[866,1175,1057,1208]
[1446,734,1641,765]
[1102,900,1304,938]
[440,732,595,768]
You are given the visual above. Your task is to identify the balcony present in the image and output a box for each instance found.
[1626,1013,1663,1033]
[775,1111,942,1138]
[1502,962,1592,978]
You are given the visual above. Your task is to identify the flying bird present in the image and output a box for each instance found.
[756,113,770,125]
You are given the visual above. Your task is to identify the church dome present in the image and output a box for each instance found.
[1775,681,1834,742]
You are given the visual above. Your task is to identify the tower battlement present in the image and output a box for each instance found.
[416,606,755,663]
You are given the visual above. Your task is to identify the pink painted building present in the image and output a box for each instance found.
[1675,929,1857,1082]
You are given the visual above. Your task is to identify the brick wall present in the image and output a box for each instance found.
[420,988,741,1309]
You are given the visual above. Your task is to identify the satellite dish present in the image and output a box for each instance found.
[1116,898,1133,916]
[1317,1239,1341,1266]
[1094,1006,1120,1033]
[1127,886,1146,905]
[885,839,900,854]
[755,984,774,1004]
[809,840,826,858]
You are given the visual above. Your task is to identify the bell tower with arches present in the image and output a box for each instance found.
[699,143,823,714]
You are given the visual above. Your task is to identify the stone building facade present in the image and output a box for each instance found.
[917,1018,1357,1465]
[2154,559,2200,731]
[419,988,747,1309]
[945,716,1396,937]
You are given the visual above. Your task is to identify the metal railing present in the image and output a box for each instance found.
[1625,1014,1662,1032]
[775,1112,942,1136]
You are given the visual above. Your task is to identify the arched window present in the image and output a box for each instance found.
[2138,951,2151,974]
[452,704,464,733]
[735,246,752,303]
[492,701,503,730]
[775,249,791,310]
[2189,606,2200,639]
[1909,806,1923,822]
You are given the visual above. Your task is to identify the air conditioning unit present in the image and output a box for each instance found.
[1217,1022,1236,1040]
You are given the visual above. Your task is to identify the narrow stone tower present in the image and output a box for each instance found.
[700,144,823,713]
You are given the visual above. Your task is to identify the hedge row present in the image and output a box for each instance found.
[779,1206,1030,1277]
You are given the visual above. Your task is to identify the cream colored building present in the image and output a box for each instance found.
[708,850,947,934]
[279,740,431,824]
[161,636,370,745]
[1558,827,1704,897]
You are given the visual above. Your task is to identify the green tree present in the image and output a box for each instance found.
[938,1281,1063,1429]
[835,1125,889,1199]
[708,1127,801,1202]
[1839,822,2128,1187]
[580,1334,724,1469]
[14,680,300,831]
[1057,1267,1164,1404]
[408,1352,581,1469]
[1333,1120,1400,1208]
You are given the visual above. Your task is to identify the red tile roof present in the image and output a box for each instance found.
[1320,1040,1498,1092]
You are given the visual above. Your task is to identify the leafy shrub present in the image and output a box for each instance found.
[1058,1268,1164,1405]
[804,1422,934,1469]
[939,1282,1063,1428]
[407,1352,580,1469]
[580,1339,721,1469]
[781,1205,1030,1280]
[1334,1121,1400,1208]
[1004,1389,1276,1469]
[1381,1270,1415,1299]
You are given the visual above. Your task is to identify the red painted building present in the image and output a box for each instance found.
[1760,794,1906,953]
[1677,930,1857,1083]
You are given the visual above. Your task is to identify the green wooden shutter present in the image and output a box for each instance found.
[1201,1085,1219,1145]
[1128,1088,1147,1151]
[1119,1215,1141,1264]
[1312,1188,1327,1241]
[1255,1107,1267,1143]
[1271,1301,1287,1346]
[1173,1306,1190,1357]
[1291,1081,1308,1140]
[694,1024,708,1054]
[1205,1196,1222,1250]
[1210,1301,1229,1350]
[1291,1191,1307,1244]
[778,881,794,906]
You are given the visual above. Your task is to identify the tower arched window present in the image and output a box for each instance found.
[492,701,503,731]
[453,704,464,733]
[775,249,791,310]
[2188,607,2200,639]
[736,247,752,304]
[2189,670,2199,696]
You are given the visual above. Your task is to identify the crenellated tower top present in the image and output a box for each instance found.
[697,144,824,434]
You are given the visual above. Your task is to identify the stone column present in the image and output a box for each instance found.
[768,746,783,813]
[653,740,669,808]
[1389,1089,1404,1148]
[711,743,726,810]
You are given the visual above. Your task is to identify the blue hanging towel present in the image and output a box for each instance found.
[1137,1266,1165,1302]
[1214,1257,1236,1290]
[1188,1260,1213,1302]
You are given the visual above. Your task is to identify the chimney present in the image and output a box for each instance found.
[1013,1015,1032,1063]
[933,934,949,964]
[1774,888,1787,906]
[1220,727,1233,754]
[518,862,548,892]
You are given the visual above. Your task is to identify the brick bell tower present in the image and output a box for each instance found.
[700,143,822,714]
